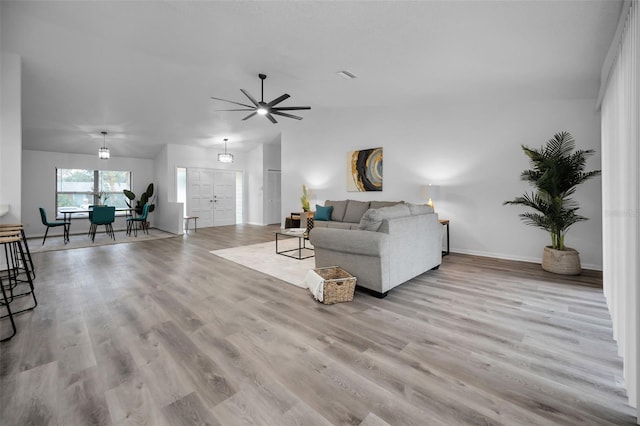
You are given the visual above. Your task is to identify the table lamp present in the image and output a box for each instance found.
[421,184,441,209]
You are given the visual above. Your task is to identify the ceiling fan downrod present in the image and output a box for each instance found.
[259,73,266,102]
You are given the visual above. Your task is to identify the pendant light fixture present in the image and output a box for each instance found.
[98,131,110,159]
[217,138,233,163]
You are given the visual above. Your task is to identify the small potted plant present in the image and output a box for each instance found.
[93,189,110,206]
[504,131,600,275]
[300,184,311,212]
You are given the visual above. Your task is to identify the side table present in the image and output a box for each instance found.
[275,230,314,260]
[184,216,199,232]
[439,219,450,256]
[285,212,301,229]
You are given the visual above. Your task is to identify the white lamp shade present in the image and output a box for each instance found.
[98,146,110,159]
[218,138,234,163]
[218,153,234,163]
[420,184,441,200]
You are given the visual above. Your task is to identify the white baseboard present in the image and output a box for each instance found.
[450,248,603,272]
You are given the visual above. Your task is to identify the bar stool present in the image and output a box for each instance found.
[0,230,38,342]
[0,224,35,280]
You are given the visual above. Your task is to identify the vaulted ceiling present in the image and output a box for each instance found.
[1,1,622,159]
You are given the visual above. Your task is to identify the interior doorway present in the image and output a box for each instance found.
[267,169,281,225]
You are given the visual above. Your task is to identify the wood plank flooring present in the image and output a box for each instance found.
[0,224,636,425]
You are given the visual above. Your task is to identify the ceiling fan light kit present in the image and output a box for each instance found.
[211,73,310,124]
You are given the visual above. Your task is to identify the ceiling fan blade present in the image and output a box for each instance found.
[266,114,278,124]
[240,89,260,107]
[272,106,311,111]
[271,111,304,120]
[210,96,254,109]
[242,112,257,121]
[217,108,256,111]
[268,93,290,107]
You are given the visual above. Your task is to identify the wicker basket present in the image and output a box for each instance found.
[314,266,357,304]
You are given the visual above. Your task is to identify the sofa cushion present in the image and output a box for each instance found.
[314,204,333,221]
[370,201,403,209]
[358,204,412,231]
[407,203,434,215]
[343,200,371,223]
[325,200,347,222]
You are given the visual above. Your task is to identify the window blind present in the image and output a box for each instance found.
[601,0,639,413]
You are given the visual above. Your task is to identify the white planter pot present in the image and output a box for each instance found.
[541,246,581,275]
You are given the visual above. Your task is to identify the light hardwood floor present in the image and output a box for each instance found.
[0,224,636,425]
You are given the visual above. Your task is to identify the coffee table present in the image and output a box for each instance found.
[275,229,314,260]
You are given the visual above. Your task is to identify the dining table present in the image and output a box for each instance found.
[57,206,135,240]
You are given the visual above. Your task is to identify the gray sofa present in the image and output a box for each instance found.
[309,201,443,297]
[311,200,403,229]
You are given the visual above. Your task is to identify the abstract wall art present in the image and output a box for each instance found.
[347,147,383,192]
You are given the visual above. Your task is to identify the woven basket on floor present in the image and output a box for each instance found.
[314,266,357,304]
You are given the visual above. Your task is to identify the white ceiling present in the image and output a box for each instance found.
[1,0,622,159]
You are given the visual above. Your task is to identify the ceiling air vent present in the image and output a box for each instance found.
[336,70,357,80]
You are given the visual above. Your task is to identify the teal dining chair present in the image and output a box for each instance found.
[89,206,115,242]
[39,207,70,245]
[126,204,150,237]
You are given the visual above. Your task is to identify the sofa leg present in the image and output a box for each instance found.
[357,286,389,298]
[431,264,440,270]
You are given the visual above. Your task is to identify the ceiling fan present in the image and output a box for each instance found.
[211,73,310,124]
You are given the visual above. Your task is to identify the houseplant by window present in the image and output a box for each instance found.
[503,131,601,275]
[123,183,156,216]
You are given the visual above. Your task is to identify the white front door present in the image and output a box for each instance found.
[212,170,236,226]
[187,168,214,227]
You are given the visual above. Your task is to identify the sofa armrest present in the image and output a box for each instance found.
[309,228,389,257]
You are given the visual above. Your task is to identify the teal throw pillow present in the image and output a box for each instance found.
[314,204,333,221]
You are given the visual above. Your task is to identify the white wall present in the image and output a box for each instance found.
[153,145,181,233]
[246,145,264,225]
[21,150,154,238]
[282,98,603,269]
[0,53,22,225]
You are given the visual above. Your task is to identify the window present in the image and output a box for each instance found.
[177,167,186,217]
[56,168,131,216]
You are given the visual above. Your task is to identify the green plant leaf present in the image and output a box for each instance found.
[123,189,136,200]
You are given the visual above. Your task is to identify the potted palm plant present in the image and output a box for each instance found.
[504,131,600,275]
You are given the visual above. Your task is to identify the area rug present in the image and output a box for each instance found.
[30,228,178,253]
[210,240,315,288]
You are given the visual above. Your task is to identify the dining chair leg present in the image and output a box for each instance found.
[41,227,50,245]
